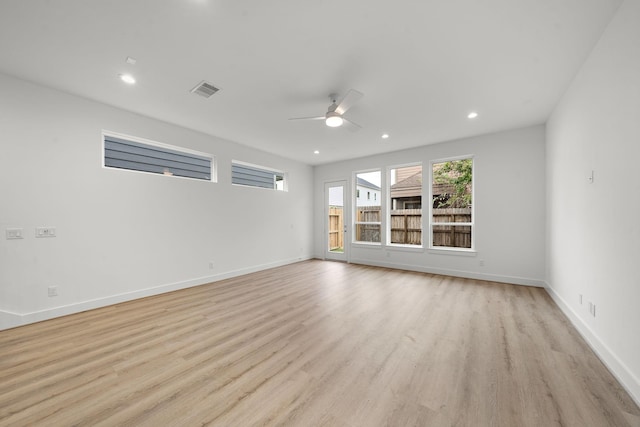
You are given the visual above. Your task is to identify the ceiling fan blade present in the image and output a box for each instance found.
[335,89,363,115]
[288,116,325,121]
[343,117,362,132]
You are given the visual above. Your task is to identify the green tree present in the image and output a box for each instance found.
[433,159,472,208]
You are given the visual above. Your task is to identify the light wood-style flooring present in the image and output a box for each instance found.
[1,260,638,426]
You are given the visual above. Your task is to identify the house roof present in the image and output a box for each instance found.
[390,172,421,199]
[357,177,380,191]
[390,172,458,198]
[391,172,422,190]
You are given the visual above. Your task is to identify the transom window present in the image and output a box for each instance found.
[103,131,214,181]
[232,161,286,191]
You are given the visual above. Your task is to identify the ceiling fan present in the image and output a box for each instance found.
[288,89,364,129]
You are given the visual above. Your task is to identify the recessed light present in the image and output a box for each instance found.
[467,112,478,119]
[119,74,136,84]
[381,133,389,139]
[313,150,320,154]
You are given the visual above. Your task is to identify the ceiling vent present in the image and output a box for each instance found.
[190,81,220,98]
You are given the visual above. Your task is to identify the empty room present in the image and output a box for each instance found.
[1,0,639,426]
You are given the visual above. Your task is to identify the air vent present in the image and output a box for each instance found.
[190,81,220,98]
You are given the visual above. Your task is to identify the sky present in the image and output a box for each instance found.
[357,171,381,187]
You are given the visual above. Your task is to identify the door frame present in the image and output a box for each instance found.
[324,180,349,262]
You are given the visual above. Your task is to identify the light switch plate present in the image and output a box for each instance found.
[36,227,56,238]
[6,228,24,239]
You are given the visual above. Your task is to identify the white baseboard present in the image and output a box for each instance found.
[348,258,545,287]
[545,283,640,407]
[0,255,312,331]
[0,310,22,331]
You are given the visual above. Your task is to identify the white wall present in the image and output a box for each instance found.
[0,73,314,330]
[546,0,640,403]
[314,125,546,286]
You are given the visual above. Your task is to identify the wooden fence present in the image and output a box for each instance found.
[349,206,471,247]
[432,208,472,248]
[355,206,381,242]
[390,209,422,245]
[328,206,344,250]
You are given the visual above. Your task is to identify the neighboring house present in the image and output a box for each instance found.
[356,177,381,207]
[390,171,422,209]
[389,165,462,209]
[393,165,422,183]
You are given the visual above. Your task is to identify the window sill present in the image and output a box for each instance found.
[231,183,286,192]
[386,244,424,253]
[352,242,382,248]
[428,247,477,257]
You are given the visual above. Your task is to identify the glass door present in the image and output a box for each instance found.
[325,181,348,261]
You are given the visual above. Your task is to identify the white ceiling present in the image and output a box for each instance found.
[0,0,621,165]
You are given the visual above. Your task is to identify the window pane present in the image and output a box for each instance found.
[232,161,286,191]
[431,158,473,249]
[328,186,344,253]
[103,133,213,181]
[355,171,381,243]
[390,165,422,245]
[355,223,381,243]
[432,225,472,248]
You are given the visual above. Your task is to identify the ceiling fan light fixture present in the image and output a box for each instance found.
[288,89,362,130]
[325,112,343,127]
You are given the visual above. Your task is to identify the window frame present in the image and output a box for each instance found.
[428,155,475,253]
[231,160,288,191]
[387,162,423,248]
[102,130,216,182]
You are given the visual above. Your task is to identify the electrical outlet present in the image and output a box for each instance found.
[209,262,214,269]
[579,294,583,305]
[48,286,58,297]
[479,259,485,267]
